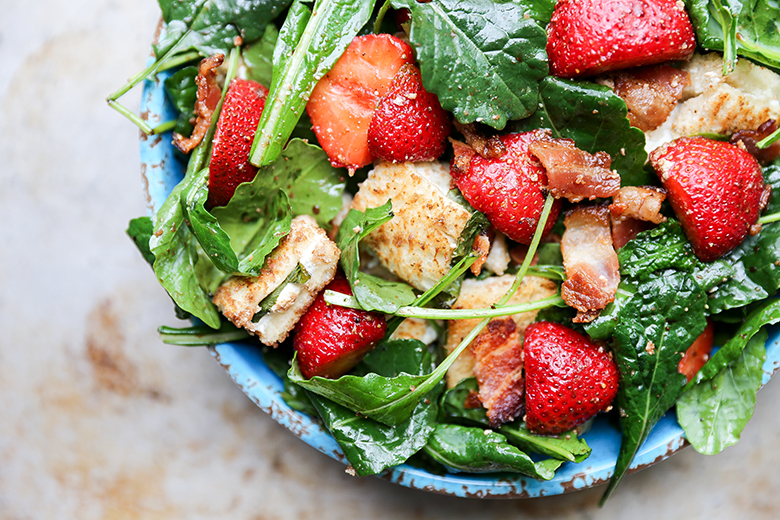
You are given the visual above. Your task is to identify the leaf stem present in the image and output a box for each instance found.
[326,292,564,320]
[758,212,780,225]
[150,120,177,135]
[107,100,154,134]
[373,0,392,34]
[158,324,250,346]
[757,127,780,149]
[156,50,202,73]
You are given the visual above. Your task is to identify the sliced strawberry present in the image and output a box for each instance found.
[678,320,714,383]
[650,137,767,262]
[450,130,562,245]
[547,0,696,78]
[523,321,619,435]
[292,273,387,379]
[306,34,414,173]
[207,78,269,208]
[367,63,451,163]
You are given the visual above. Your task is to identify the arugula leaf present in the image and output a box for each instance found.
[306,339,442,476]
[686,0,780,74]
[126,217,156,266]
[250,0,375,166]
[677,329,767,454]
[260,346,320,417]
[155,0,292,59]
[392,0,548,130]
[157,322,251,346]
[422,424,563,478]
[516,77,650,186]
[440,379,591,463]
[252,263,310,322]
[335,203,417,313]
[242,23,278,87]
[163,66,199,137]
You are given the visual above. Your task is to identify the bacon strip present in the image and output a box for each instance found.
[561,205,620,323]
[529,138,620,202]
[470,318,525,428]
[173,53,225,154]
[453,121,506,159]
[603,65,690,132]
[609,186,667,224]
[730,119,780,164]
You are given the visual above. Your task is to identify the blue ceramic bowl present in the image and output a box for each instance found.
[139,69,780,499]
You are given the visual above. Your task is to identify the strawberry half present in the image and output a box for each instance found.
[292,273,387,379]
[207,78,269,208]
[306,34,414,173]
[524,321,619,435]
[367,63,451,163]
[650,137,767,262]
[450,130,562,245]
[547,0,696,78]
[678,320,714,383]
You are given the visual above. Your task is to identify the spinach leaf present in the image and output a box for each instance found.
[127,216,156,266]
[440,379,591,463]
[617,221,702,278]
[157,321,251,346]
[250,0,375,166]
[150,171,222,329]
[335,203,417,313]
[163,66,199,137]
[155,0,292,59]
[392,0,548,130]
[677,329,767,454]
[686,0,780,74]
[422,424,563,478]
[689,298,780,387]
[241,23,278,87]
[516,77,650,186]
[305,339,442,476]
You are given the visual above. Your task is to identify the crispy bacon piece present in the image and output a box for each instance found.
[453,121,506,159]
[173,54,224,153]
[529,138,620,202]
[611,217,654,250]
[730,119,780,164]
[603,65,690,132]
[470,318,525,428]
[450,138,476,178]
[610,186,667,224]
[470,232,491,275]
[561,205,620,323]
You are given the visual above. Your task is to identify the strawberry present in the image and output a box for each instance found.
[450,130,562,245]
[207,78,269,208]
[523,321,619,435]
[367,63,451,163]
[650,137,767,262]
[546,0,696,78]
[678,320,714,383]
[306,34,414,173]
[292,272,387,379]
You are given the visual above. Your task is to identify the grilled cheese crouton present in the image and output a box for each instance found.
[444,275,558,388]
[646,53,780,152]
[390,318,438,345]
[213,215,340,346]
[350,161,472,291]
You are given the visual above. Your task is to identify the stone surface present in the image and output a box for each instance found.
[1,1,779,518]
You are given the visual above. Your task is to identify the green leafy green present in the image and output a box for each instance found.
[157,322,251,346]
[163,66,199,137]
[690,299,780,387]
[252,263,310,322]
[250,0,375,166]
[242,23,278,87]
[335,203,417,313]
[677,329,767,454]
[306,339,442,476]
[422,424,563,478]
[392,0,548,130]
[150,171,222,329]
[516,77,650,186]
[686,0,780,74]
[155,0,292,59]
[126,216,156,266]
[440,379,591,463]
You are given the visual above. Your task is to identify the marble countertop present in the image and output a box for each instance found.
[1,1,779,518]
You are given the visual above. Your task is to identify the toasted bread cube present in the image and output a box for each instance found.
[213,215,340,346]
[350,161,472,291]
[444,275,558,388]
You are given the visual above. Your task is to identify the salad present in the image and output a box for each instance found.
[112,0,780,503]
